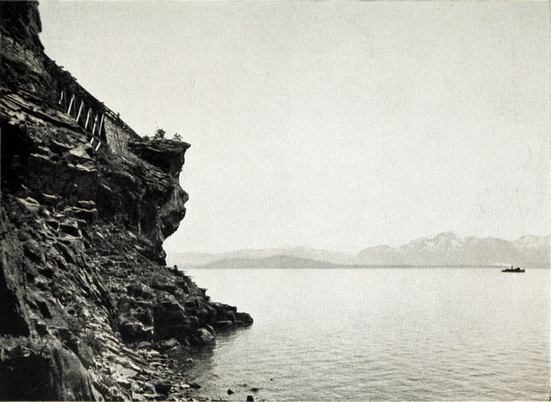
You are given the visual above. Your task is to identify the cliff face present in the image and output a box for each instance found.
[0,3,252,400]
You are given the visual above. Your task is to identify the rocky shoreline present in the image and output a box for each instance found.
[0,2,252,400]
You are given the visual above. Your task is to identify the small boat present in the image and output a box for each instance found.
[501,266,525,273]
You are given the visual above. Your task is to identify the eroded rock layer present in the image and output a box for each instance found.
[0,2,252,400]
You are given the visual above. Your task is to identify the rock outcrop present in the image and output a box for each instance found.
[0,2,252,400]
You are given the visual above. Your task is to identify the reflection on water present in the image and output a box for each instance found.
[177,268,549,400]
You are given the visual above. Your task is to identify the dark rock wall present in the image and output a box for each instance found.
[103,115,140,155]
[0,2,252,400]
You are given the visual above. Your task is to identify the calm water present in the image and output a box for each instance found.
[178,268,549,400]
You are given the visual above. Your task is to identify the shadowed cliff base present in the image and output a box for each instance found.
[0,2,251,400]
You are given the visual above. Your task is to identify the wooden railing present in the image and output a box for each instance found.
[58,89,105,152]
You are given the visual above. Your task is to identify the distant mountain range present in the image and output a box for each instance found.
[199,255,337,269]
[167,232,550,269]
[357,232,549,267]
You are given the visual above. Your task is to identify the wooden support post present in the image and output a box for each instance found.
[92,115,98,136]
[84,109,91,129]
[98,114,105,138]
[67,94,75,115]
[58,90,65,105]
[76,101,84,123]
[94,140,102,152]
[89,136,95,146]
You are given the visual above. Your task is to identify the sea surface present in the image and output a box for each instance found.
[177,268,549,400]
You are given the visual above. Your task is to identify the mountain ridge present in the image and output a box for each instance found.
[200,255,338,269]
[168,232,550,268]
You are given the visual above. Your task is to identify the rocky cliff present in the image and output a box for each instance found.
[0,2,252,400]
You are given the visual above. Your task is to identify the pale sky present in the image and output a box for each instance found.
[39,1,550,254]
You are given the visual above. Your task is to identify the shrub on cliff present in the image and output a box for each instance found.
[151,129,182,142]
[153,128,166,140]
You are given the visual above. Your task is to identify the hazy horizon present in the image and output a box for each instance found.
[39,1,550,254]
[168,231,550,256]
